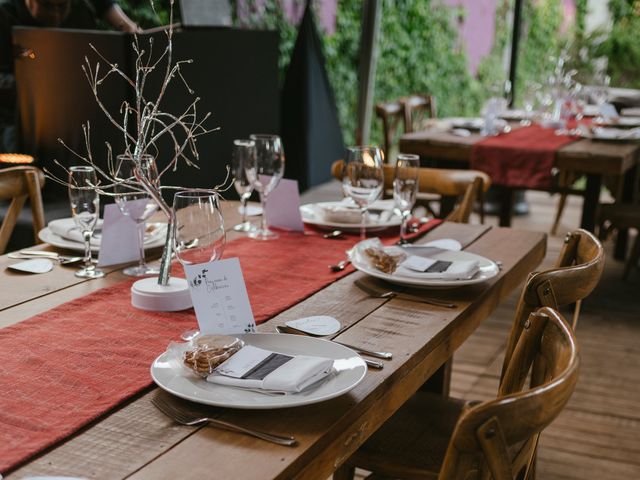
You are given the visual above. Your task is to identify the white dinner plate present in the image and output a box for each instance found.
[300,201,402,232]
[593,117,640,128]
[348,240,500,288]
[38,222,167,252]
[582,126,640,142]
[151,333,367,409]
[498,109,534,121]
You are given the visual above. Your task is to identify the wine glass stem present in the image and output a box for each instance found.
[240,195,248,224]
[360,208,367,240]
[82,230,92,271]
[400,212,409,242]
[260,193,268,233]
[137,222,146,269]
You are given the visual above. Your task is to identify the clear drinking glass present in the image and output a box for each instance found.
[342,146,385,240]
[173,189,226,340]
[245,134,285,240]
[393,154,420,244]
[173,189,226,265]
[114,154,160,277]
[232,139,256,233]
[68,166,105,279]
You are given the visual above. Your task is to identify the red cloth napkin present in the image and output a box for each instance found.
[470,125,580,189]
[0,219,441,474]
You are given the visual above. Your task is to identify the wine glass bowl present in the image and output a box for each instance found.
[173,189,226,265]
[68,165,104,279]
[343,146,384,240]
[114,154,160,277]
[245,134,285,240]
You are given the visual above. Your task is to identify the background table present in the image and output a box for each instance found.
[1,203,545,479]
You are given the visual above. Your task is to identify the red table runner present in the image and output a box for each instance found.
[470,125,579,189]
[0,220,440,473]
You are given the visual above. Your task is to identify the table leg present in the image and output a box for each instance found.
[418,358,452,397]
[499,187,515,227]
[614,165,638,260]
[580,174,602,232]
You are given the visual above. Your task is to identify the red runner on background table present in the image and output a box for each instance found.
[0,219,440,473]
[470,125,580,189]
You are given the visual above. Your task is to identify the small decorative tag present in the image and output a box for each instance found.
[263,177,304,231]
[98,202,144,267]
[184,257,256,335]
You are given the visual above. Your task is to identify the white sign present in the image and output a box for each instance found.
[184,258,256,335]
[98,202,143,267]
[263,177,304,232]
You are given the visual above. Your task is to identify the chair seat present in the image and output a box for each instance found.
[348,392,467,479]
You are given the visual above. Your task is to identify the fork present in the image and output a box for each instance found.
[354,278,457,309]
[8,252,84,264]
[151,394,297,446]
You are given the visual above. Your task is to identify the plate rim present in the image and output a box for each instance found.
[150,333,368,409]
[38,223,166,252]
[300,202,402,231]
[348,243,500,288]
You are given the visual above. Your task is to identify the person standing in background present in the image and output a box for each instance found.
[0,0,140,151]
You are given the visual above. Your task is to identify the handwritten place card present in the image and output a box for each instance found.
[263,177,304,232]
[184,258,256,335]
[97,202,142,267]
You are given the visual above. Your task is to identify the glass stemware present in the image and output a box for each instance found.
[232,139,257,233]
[68,166,105,279]
[393,154,420,244]
[114,154,160,277]
[173,189,226,265]
[343,146,385,240]
[173,189,226,341]
[245,134,285,240]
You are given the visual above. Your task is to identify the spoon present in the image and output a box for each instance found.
[323,230,343,239]
[329,260,350,272]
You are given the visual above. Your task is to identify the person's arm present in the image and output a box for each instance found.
[103,3,140,33]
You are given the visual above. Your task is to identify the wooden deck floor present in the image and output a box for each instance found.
[302,184,640,479]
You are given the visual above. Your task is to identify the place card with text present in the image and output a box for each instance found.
[184,258,256,335]
[263,177,304,232]
[98,202,143,267]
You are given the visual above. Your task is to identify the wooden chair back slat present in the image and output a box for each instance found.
[439,308,579,480]
[331,159,490,224]
[0,166,46,254]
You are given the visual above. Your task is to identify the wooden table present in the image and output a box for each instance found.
[1,202,546,480]
[400,127,640,233]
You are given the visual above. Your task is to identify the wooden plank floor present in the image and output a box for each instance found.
[302,183,640,479]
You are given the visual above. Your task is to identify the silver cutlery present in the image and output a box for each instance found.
[275,325,392,360]
[151,394,297,446]
[9,252,84,264]
[323,230,344,239]
[329,259,350,272]
[354,278,457,309]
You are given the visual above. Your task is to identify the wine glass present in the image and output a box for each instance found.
[232,139,256,233]
[342,146,384,240]
[173,189,226,341]
[245,134,285,240]
[393,154,420,244]
[173,189,226,265]
[68,166,105,279]
[114,154,160,277]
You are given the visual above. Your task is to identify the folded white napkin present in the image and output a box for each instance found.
[397,255,479,280]
[207,345,334,394]
[48,218,103,246]
[318,199,396,224]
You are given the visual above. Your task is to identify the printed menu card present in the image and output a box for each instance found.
[184,258,256,334]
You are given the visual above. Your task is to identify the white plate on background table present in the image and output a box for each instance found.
[151,333,367,409]
[38,222,167,253]
[348,240,500,288]
[300,201,402,232]
[593,116,640,128]
[581,126,640,142]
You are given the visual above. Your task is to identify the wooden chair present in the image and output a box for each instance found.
[375,94,436,163]
[0,166,46,254]
[331,159,490,224]
[334,307,580,480]
[598,203,640,280]
[334,229,603,480]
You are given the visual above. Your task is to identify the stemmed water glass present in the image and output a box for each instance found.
[342,146,385,240]
[245,134,285,240]
[68,166,105,279]
[173,189,226,341]
[232,139,257,233]
[393,154,420,244]
[114,154,160,277]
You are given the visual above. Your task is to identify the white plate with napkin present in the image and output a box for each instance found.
[151,333,367,409]
[38,218,167,252]
[348,238,500,288]
[300,199,401,231]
